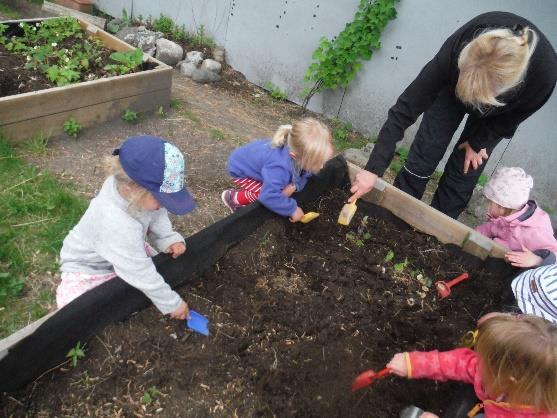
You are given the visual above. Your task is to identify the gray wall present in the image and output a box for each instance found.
[96,0,557,213]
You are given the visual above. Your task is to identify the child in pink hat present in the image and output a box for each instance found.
[476,167,557,268]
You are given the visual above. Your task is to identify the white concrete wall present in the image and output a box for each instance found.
[96,0,557,214]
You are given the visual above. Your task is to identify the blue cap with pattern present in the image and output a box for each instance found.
[115,136,196,215]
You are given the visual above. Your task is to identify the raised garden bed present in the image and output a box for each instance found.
[0,17,171,142]
[0,157,513,417]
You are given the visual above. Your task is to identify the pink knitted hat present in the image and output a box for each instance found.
[483,167,533,210]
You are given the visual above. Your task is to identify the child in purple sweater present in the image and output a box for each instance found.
[222,118,334,222]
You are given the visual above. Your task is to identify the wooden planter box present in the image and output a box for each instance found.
[0,17,172,142]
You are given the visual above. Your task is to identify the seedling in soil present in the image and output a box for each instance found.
[384,250,395,262]
[394,258,408,273]
[122,109,139,123]
[264,82,287,101]
[210,128,226,141]
[141,386,160,405]
[66,341,85,367]
[63,118,81,138]
[155,106,166,118]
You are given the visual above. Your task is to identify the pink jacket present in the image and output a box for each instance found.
[406,348,557,418]
[475,201,557,252]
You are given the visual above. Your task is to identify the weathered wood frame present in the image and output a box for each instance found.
[347,161,508,259]
[0,17,172,142]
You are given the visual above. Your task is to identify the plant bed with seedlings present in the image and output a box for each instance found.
[1,191,511,417]
[0,16,171,142]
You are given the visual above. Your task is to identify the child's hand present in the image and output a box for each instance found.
[289,207,304,223]
[386,353,408,377]
[170,300,189,320]
[166,242,186,259]
[282,184,297,197]
[420,413,440,418]
[505,245,543,268]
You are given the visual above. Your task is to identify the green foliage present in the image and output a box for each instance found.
[477,174,488,187]
[394,257,408,273]
[210,128,226,141]
[170,98,184,110]
[25,132,49,156]
[152,14,174,36]
[155,105,166,117]
[330,118,370,150]
[303,0,398,105]
[66,341,86,367]
[384,249,394,262]
[188,24,215,49]
[264,82,287,101]
[63,117,82,138]
[141,386,160,404]
[0,272,24,304]
[333,120,353,143]
[104,48,143,75]
[122,109,139,123]
[0,3,20,19]
[389,146,409,174]
[121,8,131,26]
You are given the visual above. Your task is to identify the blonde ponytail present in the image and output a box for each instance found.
[456,26,538,111]
[271,124,293,147]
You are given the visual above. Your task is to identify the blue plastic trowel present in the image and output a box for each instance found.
[186,310,210,336]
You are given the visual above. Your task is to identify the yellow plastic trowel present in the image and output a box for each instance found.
[300,212,320,223]
[338,199,358,226]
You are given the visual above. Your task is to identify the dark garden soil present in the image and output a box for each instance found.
[1,191,511,418]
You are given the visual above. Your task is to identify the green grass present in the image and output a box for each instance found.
[477,174,488,187]
[0,2,20,19]
[0,137,87,337]
[330,118,371,151]
[210,128,226,141]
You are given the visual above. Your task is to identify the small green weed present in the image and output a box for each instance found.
[170,98,184,110]
[388,147,409,174]
[66,341,86,367]
[121,8,131,26]
[384,250,395,262]
[182,108,200,125]
[152,14,174,37]
[330,118,369,151]
[188,24,215,49]
[63,117,82,138]
[104,48,143,76]
[478,174,488,187]
[0,3,20,19]
[393,257,408,273]
[155,106,166,118]
[122,109,139,123]
[25,132,49,155]
[210,128,226,141]
[264,82,287,101]
[141,386,160,404]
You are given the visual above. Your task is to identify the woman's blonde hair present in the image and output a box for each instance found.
[270,117,333,173]
[104,155,150,210]
[475,314,557,412]
[456,26,538,110]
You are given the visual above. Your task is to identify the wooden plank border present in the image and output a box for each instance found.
[347,161,508,259]
[0,17,172,142]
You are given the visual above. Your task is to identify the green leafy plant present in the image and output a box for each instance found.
[478,174,488,187]
[141,386,160,404]
[394,257,408,273]
[121,8,131,26]
[122,109,139,123]
[66,341,86,367]
[0,272,24,304]
[264,82,287,101]
[104,48,143,75]
[303,0,398,108]
[25,132,50,155]
[155,106,166,117]
[189,24,215,49]
[384,250,395,262]
[389,146,409,174]
[63,118,82,138]
[152,14,174,37]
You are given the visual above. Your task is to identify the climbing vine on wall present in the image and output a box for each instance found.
[302,0,399,108]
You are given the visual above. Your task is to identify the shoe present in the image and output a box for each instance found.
[221,189,240,213]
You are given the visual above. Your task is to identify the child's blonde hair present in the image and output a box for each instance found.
[270,117,333,173]
[456,26,538,111]
[475,314,557,412]
[104,156,150,209]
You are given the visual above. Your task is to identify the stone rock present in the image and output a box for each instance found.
[200,59,222,74]
[465,185,485,219]
[363,142,375,154]
[145,47,156,57]
[115,27,163,52]
[342,148,371,168]
[212,46,225,63]
[155,38,184,66]
[179,61,197,77]
[185,51,204,66]
[192,68,221,84]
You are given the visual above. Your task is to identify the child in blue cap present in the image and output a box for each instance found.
[222,118,334,221]
[56,136,195,320]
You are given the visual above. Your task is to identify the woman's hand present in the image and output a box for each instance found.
[386,353,408,377]
[458,142,489,174]
[282,184,297,197]
[170,300,190,320]
[505,245,543,268]
[289,207,304,223]
[349,170,378,202]
[166,242,186,259]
